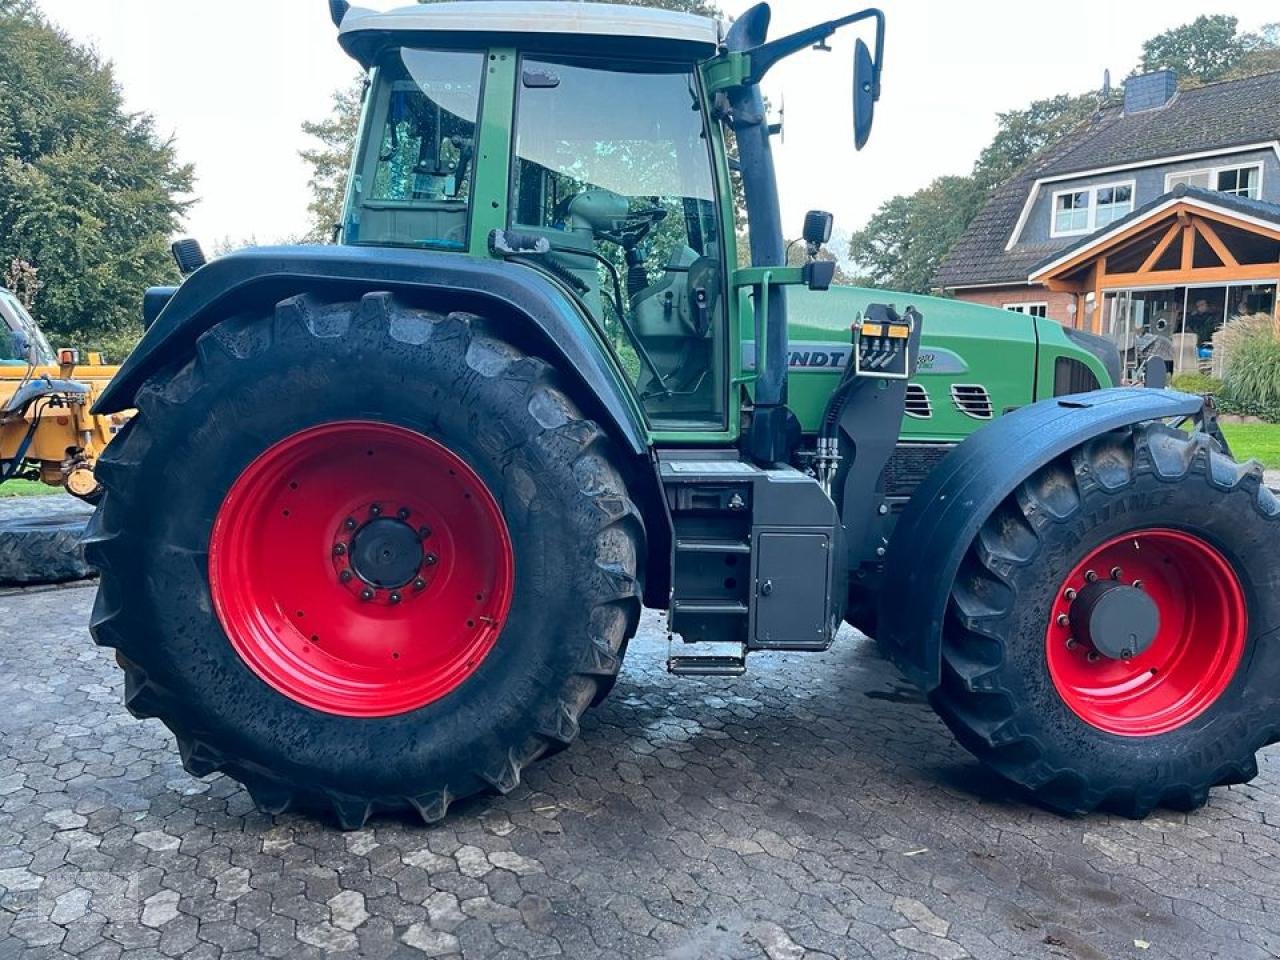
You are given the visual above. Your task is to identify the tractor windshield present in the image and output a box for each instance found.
[511,56,727,430]
[344,49,485,250]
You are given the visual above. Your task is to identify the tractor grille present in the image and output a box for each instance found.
[883,443,955,498]
[904,383,932,419]
[1054,357,1101,396]
[951,384,994,420]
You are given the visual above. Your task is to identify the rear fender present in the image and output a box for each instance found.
[95,246,649,454]
[877,388,1205,691]
[98,246,675,610]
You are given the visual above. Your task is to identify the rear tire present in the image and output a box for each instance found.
[85,293,644,828]
[933,423,1280,817]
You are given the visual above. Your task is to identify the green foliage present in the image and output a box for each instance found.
[0,0,192,358]
[1140,15,1246,84]
[972,93,1099,191]
[0,478,52,498]
[1171,372,1224,396]
[846,176,985,293]
[1220,423,1280,468]
[1223,325,1280,423]
[299,80,365,244]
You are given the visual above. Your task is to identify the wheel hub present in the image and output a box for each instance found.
[1068,579,1160,662]
[348,515,426,589]
[1045,529,1248,737]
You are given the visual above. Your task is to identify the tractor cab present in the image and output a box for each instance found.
[336,2,881,439]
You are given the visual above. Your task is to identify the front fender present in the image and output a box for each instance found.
[96,245,649,455]
[877,388,1204,691]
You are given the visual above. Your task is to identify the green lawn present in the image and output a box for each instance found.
[1221,422,1280,469]
[0,478,55,498]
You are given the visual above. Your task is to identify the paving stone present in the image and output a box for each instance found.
[2,590,1279,959]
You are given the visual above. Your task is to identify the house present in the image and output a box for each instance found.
[934,69,1280,372]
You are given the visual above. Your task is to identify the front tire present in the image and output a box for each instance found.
[85,293,644,828]
[933,423,1280,817]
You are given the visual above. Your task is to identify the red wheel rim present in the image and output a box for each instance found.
[1045,529,1247,737]
[208,422,514,718]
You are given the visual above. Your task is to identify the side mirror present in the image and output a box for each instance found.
[853,38,878,150]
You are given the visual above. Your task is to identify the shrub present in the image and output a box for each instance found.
[1172,372,1224,395]
[1222,314,1280,423]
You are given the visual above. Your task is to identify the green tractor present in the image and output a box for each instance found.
[87,1,1279,828]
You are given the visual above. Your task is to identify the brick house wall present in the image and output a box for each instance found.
[954,287,1079,327]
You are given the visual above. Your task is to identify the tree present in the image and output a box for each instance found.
[0,0,193,358]
[300,0,722,241]
[846,177,985,293]
[299,80,364,244]
[1139,15,1246,84]
[973,93,1099,190]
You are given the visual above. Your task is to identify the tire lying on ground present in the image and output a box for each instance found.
[0,503,95,586]
[86,293,645,829]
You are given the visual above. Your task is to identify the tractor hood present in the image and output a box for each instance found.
[781,286,1111,442]
[336,1,723,67]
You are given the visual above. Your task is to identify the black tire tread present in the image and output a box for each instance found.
[85,293,644,828]
[932,423,1280,817]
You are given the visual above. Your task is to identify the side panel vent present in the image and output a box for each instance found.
[951,384,994,420]
[1054,357,1102,397]
[904,383,932,419]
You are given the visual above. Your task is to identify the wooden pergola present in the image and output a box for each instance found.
[1030,193,1280,334]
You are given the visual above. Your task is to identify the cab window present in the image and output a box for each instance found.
[511,56,727,430]
[345,49,485,251]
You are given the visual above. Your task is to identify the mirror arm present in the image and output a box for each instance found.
[745,8,885,90]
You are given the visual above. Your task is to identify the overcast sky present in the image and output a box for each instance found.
[34,0,1276,247]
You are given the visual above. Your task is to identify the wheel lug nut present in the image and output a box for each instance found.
[360,588,375,602]
[390,592,402,605]
[398,508,411,521]
[413,578,427,591]
[1085,570,1098,583]
[1087,651,1100,663]
[425,554,439,567]
[1066,638,1078,650]
[370,505,382,517]
[1064,588,1077,601]
[339,571,353,584]
[1111,566,1123,581]
[344,517,358,531]
[418,526,432,540]
[333,543,347,557]
[1133,580,1144,590]
[1057,614,1070,627]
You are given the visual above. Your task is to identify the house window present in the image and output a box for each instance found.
[1051,182,1134,237]
[1054,192,1091,235]
[1003,302,1049,318]
[1166,163,1262,200]
[1095,184,1135,227]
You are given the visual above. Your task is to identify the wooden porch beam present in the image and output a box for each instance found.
[1138,222,1182,274]
[1102,263,1280,286]
[1193,218,1240,268]
[1180,223,1196,272]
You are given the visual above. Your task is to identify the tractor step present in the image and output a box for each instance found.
[667,640,748,677]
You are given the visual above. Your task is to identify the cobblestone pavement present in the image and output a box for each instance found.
[2,589,1279,960]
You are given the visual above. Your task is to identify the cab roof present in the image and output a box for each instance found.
[337,2,724,66]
